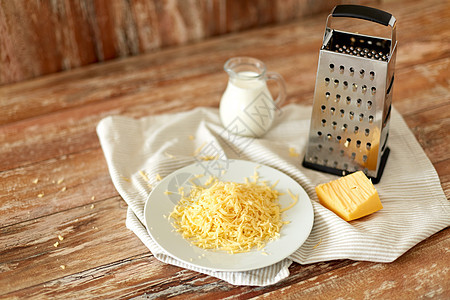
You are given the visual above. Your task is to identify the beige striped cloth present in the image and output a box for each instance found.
[97,104,449,286]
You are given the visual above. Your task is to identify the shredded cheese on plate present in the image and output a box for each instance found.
[169,178,290,253]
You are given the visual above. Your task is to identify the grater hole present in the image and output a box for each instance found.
[325,92,330,99]
[318,144,323,150]
[362,85,368,93]
[340,109,345,117]
[357,98,362,107]
[359,113,364,121]
[325,77,330,85]
[343,81,349,89]
[346,96,351,104]
[339,65,345,73]
[332,121,337,129]
[317,131,322,136]
[351,152,356,160]
[362,155,368,162]
[343,162,348,169]
[321,105,326,112]
[371,87,376,95]
[352,83,358,91]
[354,126,359,134]
[335,94,341,102]
[321,119,326,126]
[369,115,374,123]
[329,63,335,70]
[366,142,372,150]
[349,67,355,75]
[333,161,338,167]
[367,101,373,109]
[360,69,365,78]
[349,111,355,120]
[370,71,375,79]
[323,159,328,165]
[356,140,362,148]
[334,79,339,87]
[345,138,351,147]
[342,123,348,131]
[365,128,370,136]
[329,147,334,152]
[330,107,336,115]
[336,135,342,142]
[327,133,332,140]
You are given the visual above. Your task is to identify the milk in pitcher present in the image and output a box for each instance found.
[219,57,286,138]
[220,71,276,137]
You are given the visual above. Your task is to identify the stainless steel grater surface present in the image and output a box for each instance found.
[303,5,397,183]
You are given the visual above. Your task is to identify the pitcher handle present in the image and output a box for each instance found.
[265,71,286,108]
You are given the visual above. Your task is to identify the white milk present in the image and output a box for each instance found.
[219,71,276,137]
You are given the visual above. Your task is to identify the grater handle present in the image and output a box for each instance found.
[332,5,395,27]
[328,5,396,53]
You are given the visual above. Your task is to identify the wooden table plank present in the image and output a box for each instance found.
[0,196,145,294]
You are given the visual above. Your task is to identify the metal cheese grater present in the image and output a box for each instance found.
[303,5,397,183]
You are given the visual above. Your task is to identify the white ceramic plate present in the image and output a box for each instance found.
[143,159,314,272]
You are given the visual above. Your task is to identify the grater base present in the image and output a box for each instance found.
[302,147,389,184]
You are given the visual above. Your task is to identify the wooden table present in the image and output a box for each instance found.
[1,0,449,298]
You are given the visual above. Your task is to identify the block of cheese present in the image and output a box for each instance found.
[315,171,382,221]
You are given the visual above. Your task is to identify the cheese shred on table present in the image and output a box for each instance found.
[169,178,289,253]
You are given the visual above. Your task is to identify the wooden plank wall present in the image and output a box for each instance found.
[0,0,378,86]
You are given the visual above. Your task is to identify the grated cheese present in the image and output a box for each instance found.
[289,147,299,157]
[139,170,150,182]
[169,178,288,253]
[280,189,299,212]
[313,238,322,249]
[164,152,176,159]
[198,155,219,161]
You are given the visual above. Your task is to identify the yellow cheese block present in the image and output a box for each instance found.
[315,171,382,221]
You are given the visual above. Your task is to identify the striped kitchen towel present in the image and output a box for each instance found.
[96,104,450,286]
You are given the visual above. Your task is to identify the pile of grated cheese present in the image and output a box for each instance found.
[169,178,289,253]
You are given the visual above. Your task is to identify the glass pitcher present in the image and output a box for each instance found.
[219,57,286,137]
